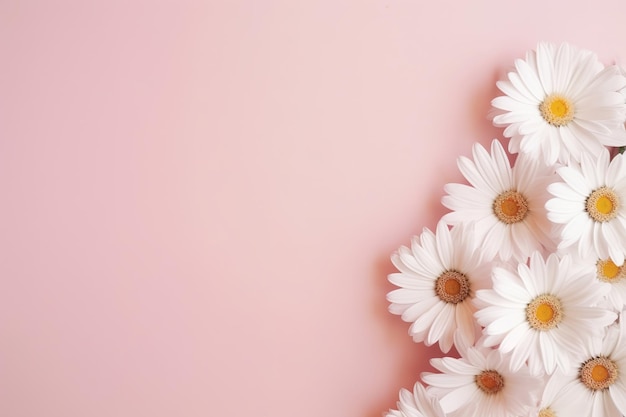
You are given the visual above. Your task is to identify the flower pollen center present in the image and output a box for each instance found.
[540,94,575,126]
[475,370,504,394]
[592,365,609,382]
[580,357,618,391]
[526,294,563,330]
[435,270,470,304]
[444,279,460,296]
[597,196,614,214]
[539,408,556,417]
[493,190,529,224]
[586,187,619,222]
[535,303,554,323]
[597,258,626,283]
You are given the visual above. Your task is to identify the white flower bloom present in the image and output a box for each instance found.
[422,344,541,417]
[385,382,447,417]
[474,252,616,376]
[539,320,626,417]
[491,41,626,164]
[387,220,491,353]
[441,139,556,262]
[594,256,626,311]
[546,148,626,266]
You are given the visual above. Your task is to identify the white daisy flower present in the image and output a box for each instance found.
[540,319,626,417]
[441,139,556,262]
[474,252,616,376]
[491,41,626,164]
[387,220,492,353]
[422,344,541,417]
[595,256,626,311]
[385,382,447,417]
[546,148,626,266]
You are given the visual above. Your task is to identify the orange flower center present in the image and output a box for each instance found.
[540,94,575,126]
[586,187,619,222]
[434,270,470,304]
[597,258,626,283]
[526,294,563,330]
[580,357,618,390]
[493,190,529,224]
[475,370,504,394]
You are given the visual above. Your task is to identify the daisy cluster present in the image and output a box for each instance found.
[385,42,626,417]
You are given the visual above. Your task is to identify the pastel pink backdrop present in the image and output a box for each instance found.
[2,1,626,416]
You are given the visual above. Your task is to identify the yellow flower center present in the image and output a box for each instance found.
[539,408,556,417]
[540,94,575,126]
[475,370,504,394]
[586,187,620,222]
[493,190,529,224]
[597,258,626,283]
[434,270,470,304]
[580,357,618,391]
[526,294,563,330]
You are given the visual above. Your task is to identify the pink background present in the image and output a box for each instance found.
[2,1,626,416]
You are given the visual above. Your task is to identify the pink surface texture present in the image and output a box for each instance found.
[3,1,626,416]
